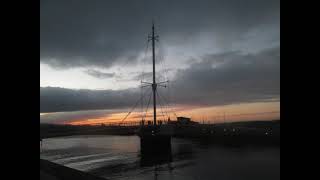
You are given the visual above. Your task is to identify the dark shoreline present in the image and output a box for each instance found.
[40,120,280,147]
[40,159,107,180]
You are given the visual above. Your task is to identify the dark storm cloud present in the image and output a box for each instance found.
[40,87,142,113]
[40,0,279,69]
[170,46,280,106]
[84,69,115,79]
[40,46,279,113]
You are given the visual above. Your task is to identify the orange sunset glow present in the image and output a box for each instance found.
[67,101,280,125]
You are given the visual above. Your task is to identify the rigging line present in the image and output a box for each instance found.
[157,90,170,119]
[140,81,143,120]
[158,52,171,118]
[141,89,151,120]
[160,40,169,83]
[140,83,150,116]
[164,87,172,117]
[156,90,168,120]
[157,40,168,82]
[169,81,179,118]
[141,39,150,82]
[161,49,171,115]
[156,90,167,116]
[167,79,172,117]
[155,39,171,116]
[142,90,153,121]
[159,86,170,115]
[157,90,178,119]
[142,88,152,120]
[157,43,173,116]
[118,89,151,125]
[139,39,151,119]
[158,38,168,81]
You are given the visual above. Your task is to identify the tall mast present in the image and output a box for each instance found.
[151,22,157,127]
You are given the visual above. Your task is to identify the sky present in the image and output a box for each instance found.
[40,0,280,125]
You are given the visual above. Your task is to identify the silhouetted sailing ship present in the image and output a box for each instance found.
[137,23,173,155]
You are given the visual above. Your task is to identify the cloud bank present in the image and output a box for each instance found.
[41,46,279,113]
[40,0,279,69]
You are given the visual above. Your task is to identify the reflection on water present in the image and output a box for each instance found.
[140,148,172,167]
[40,135,280,180]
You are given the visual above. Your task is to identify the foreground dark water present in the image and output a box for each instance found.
[40,135,280,180]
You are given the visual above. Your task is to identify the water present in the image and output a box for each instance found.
[40,135,280,180]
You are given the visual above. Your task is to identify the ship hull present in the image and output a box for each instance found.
[139,134,171,154]
[139,134,172,166]
[138,125,172,154]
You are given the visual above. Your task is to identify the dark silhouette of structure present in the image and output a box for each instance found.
[138,22,172,155]
[168,116,199,125]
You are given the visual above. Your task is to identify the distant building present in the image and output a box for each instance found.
[177,117,191,124]
[169,116,199,125]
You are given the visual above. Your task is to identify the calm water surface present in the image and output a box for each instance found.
[40,135,280,180]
